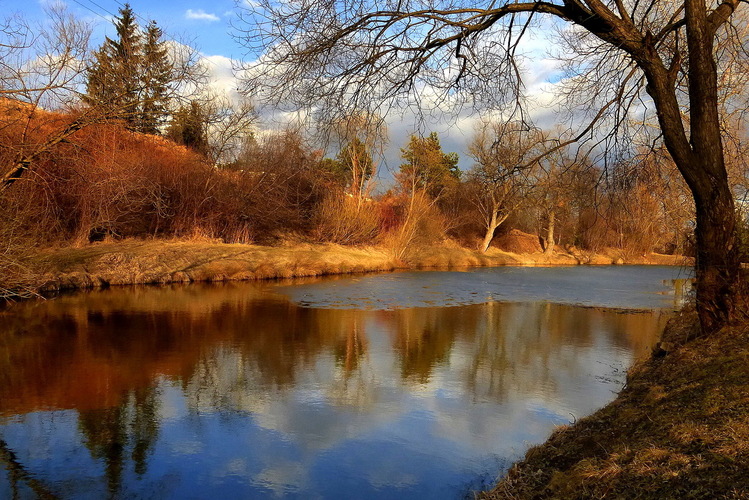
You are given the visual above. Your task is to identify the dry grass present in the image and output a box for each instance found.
[33,239,400,290]
[403,243,524,268]
[9,238,694,294]
[481,309,749,499]
[313,193,382,245]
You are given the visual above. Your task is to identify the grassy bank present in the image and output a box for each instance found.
[482,310,749,499]
[21,239,692,293]
[32,240,400,291]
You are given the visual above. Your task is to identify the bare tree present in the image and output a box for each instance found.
[236,0,749,334]
[202,94,258,165]
[467,121,542,253]
[327,112,388,201]
[0,6,94,190]
[529,138,584,255]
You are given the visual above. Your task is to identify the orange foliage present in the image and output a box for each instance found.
[2,106,328,245]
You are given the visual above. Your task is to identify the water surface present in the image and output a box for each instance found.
[0,266,685,498]
[277,265,692,310]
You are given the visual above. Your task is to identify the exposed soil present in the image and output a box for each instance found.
[494,229,545,254]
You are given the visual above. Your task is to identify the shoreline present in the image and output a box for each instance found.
[481,309,749,498]
[25,239,693,293]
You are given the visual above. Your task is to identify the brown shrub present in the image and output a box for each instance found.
[313,192,381,245]
[381,190,449,259]
[3,118,327,246]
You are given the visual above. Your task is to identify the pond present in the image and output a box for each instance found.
[0,265,690,499]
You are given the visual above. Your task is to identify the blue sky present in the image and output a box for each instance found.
[5,0,243,58]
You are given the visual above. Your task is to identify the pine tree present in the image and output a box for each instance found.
[84,4,142,125]
[85,5,175,133]
[167,101,209,155]
[138,21,172,134]
[399,132,460,197]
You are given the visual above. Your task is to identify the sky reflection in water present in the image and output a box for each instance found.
[0,267,681,498]
[276,265,693,310]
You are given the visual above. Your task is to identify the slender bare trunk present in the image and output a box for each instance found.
[480,210,499,253]
[480,200,508,253]
[543,209,555,255]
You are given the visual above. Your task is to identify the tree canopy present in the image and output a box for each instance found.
[167,101,209,155]
[399,132,460,198]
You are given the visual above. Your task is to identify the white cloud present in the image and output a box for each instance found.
[201,54,242,101]
[185,9,220,22]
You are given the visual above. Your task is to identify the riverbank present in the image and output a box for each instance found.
[21,239,691,293]
[481,309,749,498]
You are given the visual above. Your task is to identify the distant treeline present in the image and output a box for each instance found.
[1,100,704,259]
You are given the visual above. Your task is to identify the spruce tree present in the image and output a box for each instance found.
[85,5,174,133]
[84,4,142,125]
[139,21,173,134]
[167,101,209,155]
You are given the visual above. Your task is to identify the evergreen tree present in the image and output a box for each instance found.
[138,21,173,134]
[167,101,209,155]
[84,4,142,124]
[318,157,347,186]
[398,132,460,197]
[85,5,174,133]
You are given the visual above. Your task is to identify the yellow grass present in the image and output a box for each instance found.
[21,238,693,292]
[34,240,400,291]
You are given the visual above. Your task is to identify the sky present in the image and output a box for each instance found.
[4,0,568,181]
[6,0,242,57]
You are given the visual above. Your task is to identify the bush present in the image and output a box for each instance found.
[381,190,449,259]
[313,191,381,244]
[2,121,329,246]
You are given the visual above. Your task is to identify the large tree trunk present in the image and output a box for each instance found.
[683,0,741,334]
[658,124,740,337]
[642,0,742,335]
[694,189,739,334]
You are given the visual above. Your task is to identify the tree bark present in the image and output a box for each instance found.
[480,201,509,254]
[693,190,739,334]
[480,210,500,253]
[543,209,555,255]
[639,0,741,335]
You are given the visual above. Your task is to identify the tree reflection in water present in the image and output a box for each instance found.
[0,278,671,498]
